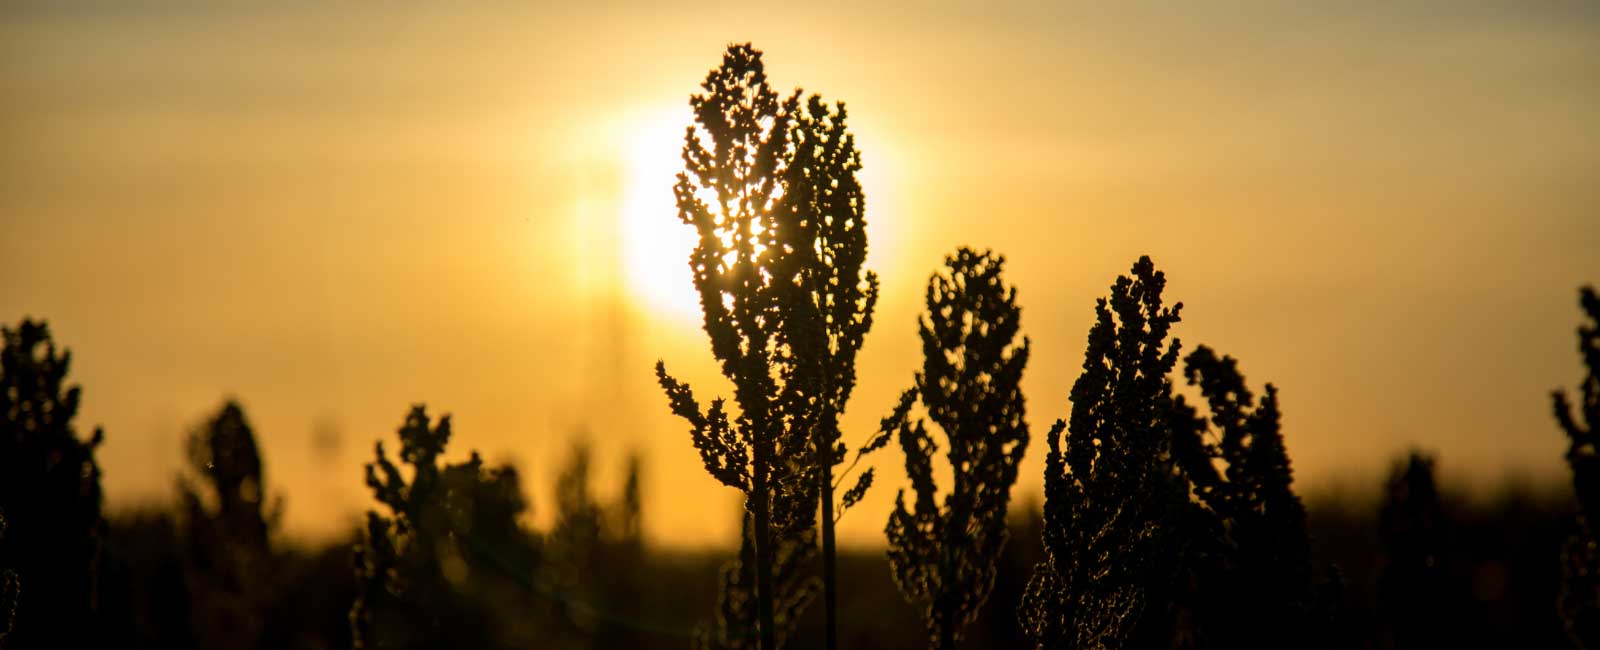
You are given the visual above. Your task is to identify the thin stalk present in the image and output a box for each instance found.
[753,438,776,650]
[819,435,838,650]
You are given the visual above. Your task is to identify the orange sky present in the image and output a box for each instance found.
[2,2,1597,547]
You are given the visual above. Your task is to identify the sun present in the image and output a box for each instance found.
[612,105,898,327]
[618,107,702,324]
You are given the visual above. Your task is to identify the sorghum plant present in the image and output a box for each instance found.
[177,400,280,650]
[658,43,878,650]
[0,320,107,648]
[698,514,820,650]
[350,405,539,650]
[772,91,879,650]
[1556,287,1600,649]
[884,248,1030,649]
[1170,346,1315,648]
[1019,256,1189,649]
[547,442,652,648]
[1376,453,1450,650]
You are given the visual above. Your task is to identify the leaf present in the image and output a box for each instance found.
[838,468,874,521]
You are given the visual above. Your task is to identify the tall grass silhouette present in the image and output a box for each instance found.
[883,248,1030,649]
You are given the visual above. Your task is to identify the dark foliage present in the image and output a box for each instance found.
[87,478,1587,649]
[104,504,368,649]
[547,443,652,649]
[95,402,355,650]
[1308,468,1572,649]
[551,443,604,619]
[655,42,811,650]
[1020,256,1191,649]
[177,400,282,649]
[774,89,880,650]
[1017,258,1347,649]
[1556,287,1600,648]
[884,248,1030,649]
[1170,345,1320,648]
[699,514,820,650]
[0,319,108,648]
[1373,453,1482,649]
[100,510,196,650]
[98,414,651,650]
[350,405,543,650]
[657,42,880,650]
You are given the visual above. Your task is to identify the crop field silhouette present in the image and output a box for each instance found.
[4,6,1599,650]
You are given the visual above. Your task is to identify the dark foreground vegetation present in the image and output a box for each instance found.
[7,418,1596,650]
[0,43,1594,649]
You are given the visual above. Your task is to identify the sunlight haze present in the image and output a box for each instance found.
[2,1,1597,548]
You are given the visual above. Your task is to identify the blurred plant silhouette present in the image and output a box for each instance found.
[1019,256,1190,649]
[594,452,648,648]
[1375,453,1454,649]
[176,400,283,650]
[1556,286,1600,649]
[350,405,542,650]
[657,42,881,650]
[552,443,604,591]
[548,441,651,648]
[0,319,107,648]
[883,248,1030,649]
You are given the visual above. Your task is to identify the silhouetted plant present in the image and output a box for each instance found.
[617,453,644,545]
[1170,346,1316,648]
[177,400,281,650]
[659,42,880,650]
[1019,256,1189,649]
[1556,286,1600,648]
[773,89,881,650]
[548,442,652,647]
[698,514,819,650]
[595,451,649,649]
[552,443,604,580]
[883,248,1030,649]
[1376,453,1449,649]
[0,319,107,648]
[350,405,541,650]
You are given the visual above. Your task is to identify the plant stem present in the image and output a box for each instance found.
[753,434,776,650]
[820,436,838,650]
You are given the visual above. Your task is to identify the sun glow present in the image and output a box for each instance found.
[619,107,703,324]
[612,106,898,327]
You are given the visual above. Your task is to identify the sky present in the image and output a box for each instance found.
[2,1,1597,548]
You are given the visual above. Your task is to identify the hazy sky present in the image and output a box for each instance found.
[3,1,1597,547]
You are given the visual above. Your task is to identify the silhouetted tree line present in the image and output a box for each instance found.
[0,43,1594,649]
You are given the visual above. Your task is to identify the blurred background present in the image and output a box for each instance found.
[2,0,1597,551]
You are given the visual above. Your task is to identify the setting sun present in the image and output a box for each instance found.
[3,4,1597,647]
[619,107,702,324]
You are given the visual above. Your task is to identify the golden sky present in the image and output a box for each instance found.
[2,1,1597,547]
